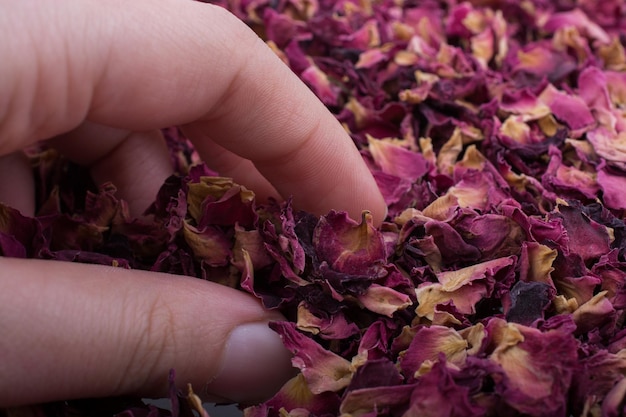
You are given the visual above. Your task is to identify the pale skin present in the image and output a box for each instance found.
[0,0,386,408]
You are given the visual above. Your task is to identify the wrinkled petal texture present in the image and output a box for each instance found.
[10,1,626,416]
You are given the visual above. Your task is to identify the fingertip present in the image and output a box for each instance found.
[129,276,293,405]
[204,321,294,404]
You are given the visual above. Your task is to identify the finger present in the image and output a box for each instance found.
[49,122,173,217]
[183,132,281,202]
[0,257,293,407]
[0,151,34,215]
[0,0,386,224]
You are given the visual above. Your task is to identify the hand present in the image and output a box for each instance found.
[0,0,386,407]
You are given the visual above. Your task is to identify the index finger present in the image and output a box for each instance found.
[0,0,386,224]
[180,11,386,223]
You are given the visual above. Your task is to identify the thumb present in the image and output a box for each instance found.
[0,257,293,406]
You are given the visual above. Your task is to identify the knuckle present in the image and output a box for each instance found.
[111,294,177,396]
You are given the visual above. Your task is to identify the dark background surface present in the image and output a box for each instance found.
[145,398,243,417]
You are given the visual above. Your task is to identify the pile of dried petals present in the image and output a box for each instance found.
[3,0,626,416]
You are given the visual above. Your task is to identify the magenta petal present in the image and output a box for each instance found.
[357,283,412,317]
[270,321,354,394]
[556,204,612,262]
[486,319,579,415]
[399,326,468,378]
[543,9,611,44]
[257,374,342,417]
[404,359,485,417]
[597,165,626,210]
[368,137,430,181]
[313,210,386,275]
[539,84,596,131]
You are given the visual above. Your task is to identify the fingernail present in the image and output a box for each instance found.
[205,322,293,404]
